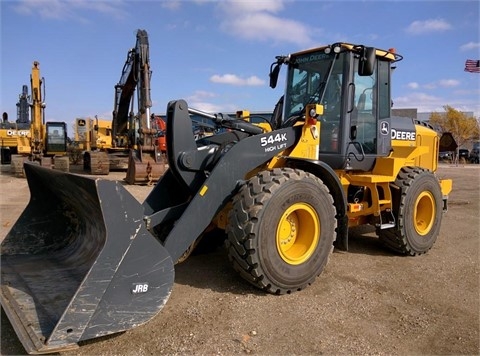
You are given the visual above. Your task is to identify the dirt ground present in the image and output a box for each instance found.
[0,163,479,355]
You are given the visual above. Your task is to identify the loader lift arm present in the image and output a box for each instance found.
[143,100,294,262]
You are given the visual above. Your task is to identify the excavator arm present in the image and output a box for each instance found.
[112,30,151,140]
[112,52,136,138]
[110,29,165,184]
[29,61,44,158]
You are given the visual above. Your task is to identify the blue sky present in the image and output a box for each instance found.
[1,0,479,134]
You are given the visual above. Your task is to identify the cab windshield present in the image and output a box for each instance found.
[283,50,345,125]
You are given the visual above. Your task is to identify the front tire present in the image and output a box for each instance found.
[378,167,443,255]
[226,168,337,294]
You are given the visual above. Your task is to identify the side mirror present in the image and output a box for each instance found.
[269,63,281,89]
[358,47,376,76]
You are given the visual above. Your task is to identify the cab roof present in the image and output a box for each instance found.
[292,42,403,62]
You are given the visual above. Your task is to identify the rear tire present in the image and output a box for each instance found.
[226,168,336,294]
[378,167,443,255]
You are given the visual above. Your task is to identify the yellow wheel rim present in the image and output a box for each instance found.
[414,191,436,236]
[276,203,320,265]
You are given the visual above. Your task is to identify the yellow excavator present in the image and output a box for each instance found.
[1,42,452,354]
[83,29,166,184]
[73,116,112,152]
[10,61,69,175]
[73,116,115,167]
[0,86,31,164]
[0,112,24,164]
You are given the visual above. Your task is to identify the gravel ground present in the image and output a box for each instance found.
[0,163,479,355]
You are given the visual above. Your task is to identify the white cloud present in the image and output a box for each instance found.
[221,12,313,46]
[184,90,244,113]
[408,79,460,90]
[394,92,446,112]
[460,42,480,51]
[423,83,437,90]
[216,0,314,47]
[187,101,238,114]
[454,88,480,96]
[161,0,182,11]
[217,0,285,14]
[437,79,460,88]
[405,18,452,35]
[210,74,265,86]
[187,90,217,102]
[394,92,479,118]
[12,0,127,21]
[188,102,223,113]
[13,0,70,19]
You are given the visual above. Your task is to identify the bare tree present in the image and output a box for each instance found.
[429,106,480,163]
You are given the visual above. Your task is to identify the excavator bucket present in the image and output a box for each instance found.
[125,149,168,185]
[1,162,174,354]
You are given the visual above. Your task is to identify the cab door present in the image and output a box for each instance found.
[347,57,392,171]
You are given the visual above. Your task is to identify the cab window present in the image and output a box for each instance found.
[354,64,377,154]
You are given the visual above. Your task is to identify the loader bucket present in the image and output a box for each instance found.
[1,162,174,354]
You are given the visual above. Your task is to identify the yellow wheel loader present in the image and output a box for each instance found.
[1,43,452,354]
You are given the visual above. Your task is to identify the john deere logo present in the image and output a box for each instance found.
[380,121,389,135]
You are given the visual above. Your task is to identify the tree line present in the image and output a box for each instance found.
[429,105,480,150]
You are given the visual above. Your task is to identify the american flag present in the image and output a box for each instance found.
[465,59,480,73]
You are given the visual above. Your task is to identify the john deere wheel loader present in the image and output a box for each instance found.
[1,43,452,354]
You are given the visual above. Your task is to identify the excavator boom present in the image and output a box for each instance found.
[112,29,165,184]
[30,61,43,156]
[85,30,165,182]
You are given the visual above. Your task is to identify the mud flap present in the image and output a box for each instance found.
[1,162,174,354]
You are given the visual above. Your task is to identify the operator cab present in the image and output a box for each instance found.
[270,43,403,171]
[45,122,68,155]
